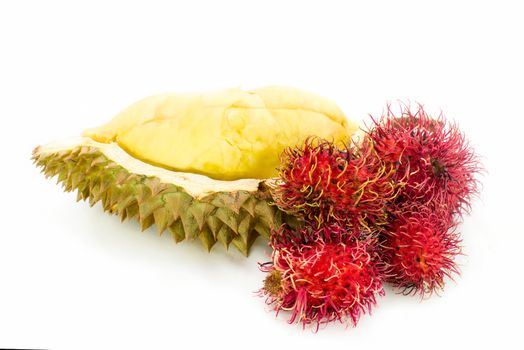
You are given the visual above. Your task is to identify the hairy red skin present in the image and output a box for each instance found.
[380,208,461,296]
[272,137,397,233]
[260,224,384,330]
[365,103,481,217]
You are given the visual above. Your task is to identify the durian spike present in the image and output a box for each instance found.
[32,138,299,256]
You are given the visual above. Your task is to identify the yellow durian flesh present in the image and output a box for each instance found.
[83,86,358,181]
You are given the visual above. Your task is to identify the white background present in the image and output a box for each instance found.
[1,0,523,349]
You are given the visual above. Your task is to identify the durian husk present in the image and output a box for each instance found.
[32,137,299,256]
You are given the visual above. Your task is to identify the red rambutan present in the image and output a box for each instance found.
[365,103,481,217]
[272,137,397,232]
[380,207,461,296]
[260,224,384,330]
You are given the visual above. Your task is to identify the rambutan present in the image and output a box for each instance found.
[380,207,461,296]
[365,103,481,217]
[272,137,397,232]
[260,224,384,330]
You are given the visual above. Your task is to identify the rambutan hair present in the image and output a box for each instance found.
[272,137,398,233]
[260,224,384,330]
[380,207,461,296]
[365,102,482,217]
[270,222,357,248]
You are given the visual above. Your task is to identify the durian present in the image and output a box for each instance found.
[32,86,358,255]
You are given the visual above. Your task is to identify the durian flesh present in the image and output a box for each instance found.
[33,86,356,255]
[83,86,357,180]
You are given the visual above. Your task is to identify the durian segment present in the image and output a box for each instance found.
[83,86,358,180]
[32,139,299,255]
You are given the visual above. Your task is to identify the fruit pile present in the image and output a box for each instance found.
[32,87,482,331]
[259,103,481,330]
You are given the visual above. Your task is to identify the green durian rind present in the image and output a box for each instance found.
[32,144,299,256]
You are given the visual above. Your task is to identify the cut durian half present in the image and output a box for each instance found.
[33,86,357,255]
